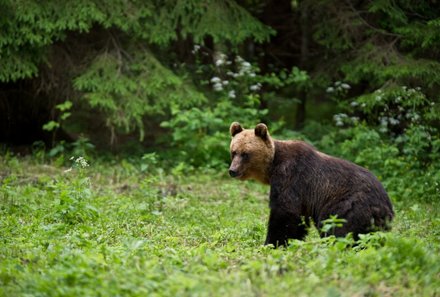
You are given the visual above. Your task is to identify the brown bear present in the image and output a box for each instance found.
[229,122,394,247]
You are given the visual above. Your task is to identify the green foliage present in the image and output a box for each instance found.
[260,67,309,90]
[1,1,439,294]
[169,0,275,44]
[40,100,95,162]
[312,0,440,88]
[43,100,72,140]
[320,215,347,236]
[159,49,312,168]
[0,0,272,81]
[349,87,440,138]
[318,84,440,203]
[161,96,267,168]
[73,51,206,140]
[0,0,273,143]
[51,158,98,224]
[0,158,439,296]
[322,125,437,201]
[42,121,60,132]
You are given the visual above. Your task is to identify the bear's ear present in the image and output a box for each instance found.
[255,123,269,140]
[230,122,243,137]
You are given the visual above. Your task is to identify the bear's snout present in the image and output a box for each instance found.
[229,169,239,178]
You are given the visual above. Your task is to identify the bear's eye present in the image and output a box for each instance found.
[231,151,237,158]
[241,152,249,160]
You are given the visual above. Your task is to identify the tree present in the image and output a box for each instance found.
[0,0,273,146]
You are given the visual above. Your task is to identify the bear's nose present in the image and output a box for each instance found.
[229,170,239,177]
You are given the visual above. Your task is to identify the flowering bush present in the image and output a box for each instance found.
[321,86,440,202]
[161,45,307,169]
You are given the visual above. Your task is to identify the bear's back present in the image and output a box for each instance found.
[269,140,394,235]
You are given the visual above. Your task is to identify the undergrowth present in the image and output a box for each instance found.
[0,155,439,297]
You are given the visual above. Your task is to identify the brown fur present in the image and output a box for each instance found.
[229,122,394,247]
[229,123,274,184]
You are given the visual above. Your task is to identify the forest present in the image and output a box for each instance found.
[0,1,439,296]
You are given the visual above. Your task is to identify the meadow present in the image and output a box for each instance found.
[1,154,439,297]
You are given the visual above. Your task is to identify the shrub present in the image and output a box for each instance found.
[319,86,440,202]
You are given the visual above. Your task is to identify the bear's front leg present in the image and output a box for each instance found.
[264,209,308,247]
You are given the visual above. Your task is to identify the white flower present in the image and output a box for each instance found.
[228,90,236,98]
[213,83,223,91]
[235,56,244,63]
[241,61,251,68]
[333,113,348,126]
[75,156,89,168]
[250,83,262,91]
[350,101,358,107]
[326,87,335,93]
[238,59,252,75]
[222,80,229,86]
[341,83,351,90]
[389,118,400,125]
[214,52,227,67]
[210,77,221,83]
[380,117,388,126]
[191,44,201,54]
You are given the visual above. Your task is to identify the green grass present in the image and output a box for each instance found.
[1,155,439,297]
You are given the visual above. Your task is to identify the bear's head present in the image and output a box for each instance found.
[229,122,275,184]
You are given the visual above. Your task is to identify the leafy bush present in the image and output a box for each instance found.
[161,96,266,169]
[160,48,310,168]
[319,86,440,202]
[160,52,266,168]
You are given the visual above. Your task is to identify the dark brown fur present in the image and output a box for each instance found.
[229,123,394,247]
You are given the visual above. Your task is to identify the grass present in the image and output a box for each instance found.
[0,155,439,297]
